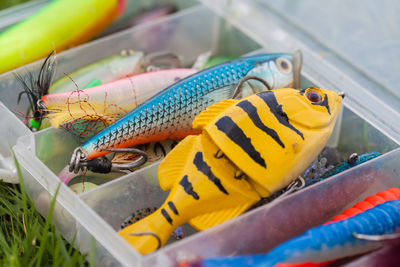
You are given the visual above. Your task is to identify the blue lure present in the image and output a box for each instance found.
[252,152,381,209]
[186,200,400,267]
[304,151,381,187]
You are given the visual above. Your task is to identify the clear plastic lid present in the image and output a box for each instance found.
[200,0,400,145]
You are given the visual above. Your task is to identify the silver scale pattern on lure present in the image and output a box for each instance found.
[81,54,295,158]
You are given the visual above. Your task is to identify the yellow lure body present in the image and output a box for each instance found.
[119,88,343,254]
[0,0,124,74]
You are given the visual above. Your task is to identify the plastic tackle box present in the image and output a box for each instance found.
[0,0,198,46]
[0,1,398,266]
[0,0,48,33]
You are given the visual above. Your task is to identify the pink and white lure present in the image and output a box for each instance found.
[42,68,197,127]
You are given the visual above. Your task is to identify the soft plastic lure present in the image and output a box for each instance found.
[118,88,343,254]
[253,151,381,209]
[301,151,382,188]
[314,152,381,183]
[0,0,125,74]
[19,50,144,131]
[49,50,144,94]
[68,52,303,173]
[43,68,197,127]
[275,187,400,267]
[191,188,400,267]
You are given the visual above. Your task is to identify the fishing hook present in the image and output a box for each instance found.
[68,147,148,174]
[129,232,161,250]
[353,232,400,242]
[278,176,306,199]
[231,75,272,99]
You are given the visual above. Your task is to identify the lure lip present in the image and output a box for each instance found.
[292,50,303,89]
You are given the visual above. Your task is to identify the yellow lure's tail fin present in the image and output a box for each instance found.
[189,202,254,230]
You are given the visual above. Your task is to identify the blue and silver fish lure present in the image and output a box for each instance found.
[68,52,302,173]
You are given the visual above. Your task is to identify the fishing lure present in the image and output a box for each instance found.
[190,188,400,267]
[275,187,400,267]
[0,0,125,74]
[19,50,144,131]
[251,147,341,208]
[118,87,343,254]
[49,50,144,94]
[68,52,303,173]
[42,68,197,127]
[120,207,185,240]
[251,151,380,210]
[303,151,382,187]
[299,146,342,182]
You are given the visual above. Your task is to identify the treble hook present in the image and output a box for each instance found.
[353,232,400,242]
[278,176,306,199]
[68,147,148,174]
[231,75,272,99]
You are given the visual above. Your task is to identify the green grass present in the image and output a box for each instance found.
[0,157,90,266]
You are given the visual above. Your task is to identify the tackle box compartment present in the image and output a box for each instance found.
[0,2,398,266]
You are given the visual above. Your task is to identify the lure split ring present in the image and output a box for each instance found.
[68,147,149,174]
[69,147,88,173]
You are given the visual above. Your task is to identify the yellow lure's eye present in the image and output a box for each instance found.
[276,57,292,74]
[306,90,322,103]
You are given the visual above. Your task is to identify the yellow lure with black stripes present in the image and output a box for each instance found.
[118,88,343,254]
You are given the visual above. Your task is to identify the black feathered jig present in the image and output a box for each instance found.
[15,51,56,130]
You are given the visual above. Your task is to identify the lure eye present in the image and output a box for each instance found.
[306,90,322,103]
[276,57,292,74]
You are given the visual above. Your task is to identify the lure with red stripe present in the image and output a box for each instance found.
[275,187,400,267]
[330,187,400,222]
[43,68,197,127]
[184,188,400,267]
[189,199,400,267]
